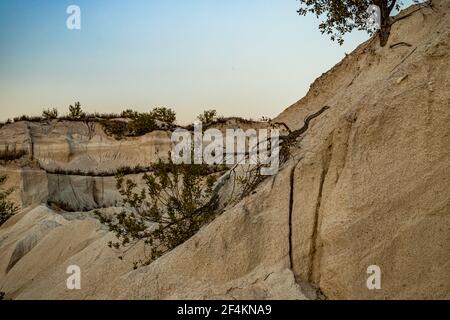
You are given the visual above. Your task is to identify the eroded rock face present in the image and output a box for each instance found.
[0,120,172,172]
[0,1,449,300]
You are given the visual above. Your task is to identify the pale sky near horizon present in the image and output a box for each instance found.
[0,0,416,124]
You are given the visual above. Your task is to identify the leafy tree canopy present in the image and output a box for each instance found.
[0,175,18,227]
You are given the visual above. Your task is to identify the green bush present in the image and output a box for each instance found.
[197,109,218,126]
[42,108,59,120]
[96,158,219,268]
[45,165,153,177]
[68,102,85,119]
[101,120,129,139]
[13,115,42,122]
[84,112,120,120]
[128,113,158,136]
[150,107,176,125]
[0,147,27,161]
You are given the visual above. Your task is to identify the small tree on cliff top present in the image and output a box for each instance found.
[0,175,18,227]
[197,110,218,127]
[298,0,422,47]
[96,158,219,268]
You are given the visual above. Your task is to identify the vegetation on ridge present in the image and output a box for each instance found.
[297,0,426,46]
[95,157,220,268]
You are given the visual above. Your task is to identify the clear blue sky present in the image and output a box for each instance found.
[0,0,416,123]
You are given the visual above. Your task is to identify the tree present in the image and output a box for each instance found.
[68,102,85,119]
[96,159,219,268]
[42,108,58,120]
[0,175,18,227]
[197,110,218,126]
[150,107,176,125]
[297,0,420,47]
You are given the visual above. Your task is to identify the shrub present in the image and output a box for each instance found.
[101,120,129,139]
[0,175,18,227]
[42,108,59,120]
[13,115,42,122]
[84,112,120,120]
[197,110,218,126]
[150,107,176,125]
[68,102,85,119]
[95,158,219,268]
[121,109,139,119]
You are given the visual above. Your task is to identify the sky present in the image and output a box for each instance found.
[0,0,416,124]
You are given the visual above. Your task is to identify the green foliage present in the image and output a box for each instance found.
[84,112,120,119]
[68,102,85,119]
[235,165,265,199]
[103,108,177,138]
[197,110,218,126]
[42,108,59,120]
[0,147,27,161]
[150,107,176,125]
[0,175,18,227]
[47,199,83,212]
[297,0,403,46]
[96,158,219,268]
